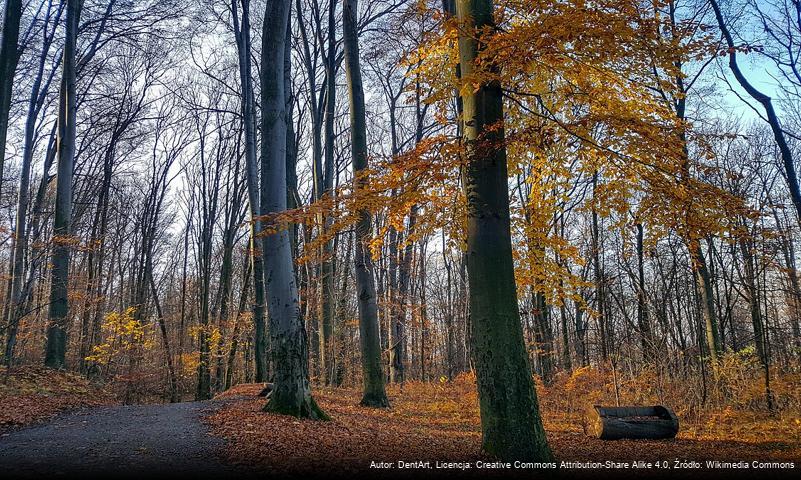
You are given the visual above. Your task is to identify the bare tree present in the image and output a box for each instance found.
[44,0,81,369]
[261,0,326,418]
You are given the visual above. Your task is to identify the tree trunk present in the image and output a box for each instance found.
[195,165,215,401]
[261,0,326,419]
[319,0,338,385]
[391,207,417,384]
[232,0,268,383]
[387,216,399,382]
[419,236,429,381]
[442,231,456,379]
[738,234,774,411]
[0,0,22,200]
[226,259,252,390]
[342,0,390,407]
[214,224,237,391]
[575,299,588,366]
[532,290,554,384]
[780,231,801,348]
[559,299,571,371]
[45,0,81,369]
[636,223,653,359]
[554,215,572,372]
[148,266,179,403]
[177,204,192,394]
[691,241,721,363]
[455,0,551,460]
[591,171,609,363]
[333,230,353,386]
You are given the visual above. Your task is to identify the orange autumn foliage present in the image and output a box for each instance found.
[274,0,752,316]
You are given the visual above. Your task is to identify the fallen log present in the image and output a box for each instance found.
[588,405,679,440]
[258,383,274,398]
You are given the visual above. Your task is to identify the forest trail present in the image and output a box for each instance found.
[0,399,247,479]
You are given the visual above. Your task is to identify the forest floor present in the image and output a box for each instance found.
[0,366,115,433]
[1,367,799,478]
[208,380,801,478]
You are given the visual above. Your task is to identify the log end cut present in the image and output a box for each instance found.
[587,405,679,440]
[258,383,275,398]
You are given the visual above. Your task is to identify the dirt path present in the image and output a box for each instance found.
[0,400,250,479]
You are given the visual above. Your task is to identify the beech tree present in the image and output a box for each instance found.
[455,0,551,460]
[319,0,338,387]
[44,0,81,369]
[342,0,390,407]
[231,0,268,382]
[0,0,22,197]
[260,0,326,418]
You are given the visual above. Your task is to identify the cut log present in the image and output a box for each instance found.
[588,405,679,440]
[258,383,274,398]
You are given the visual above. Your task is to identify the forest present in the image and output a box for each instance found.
[0,0,800,476]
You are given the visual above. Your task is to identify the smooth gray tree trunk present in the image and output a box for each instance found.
[319,0,337,385]
[342,0,390,407]
[45,0,81,369]
[261,0,326,419]
[232,0,269,382]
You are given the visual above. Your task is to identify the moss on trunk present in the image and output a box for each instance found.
[455,0,552,461]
